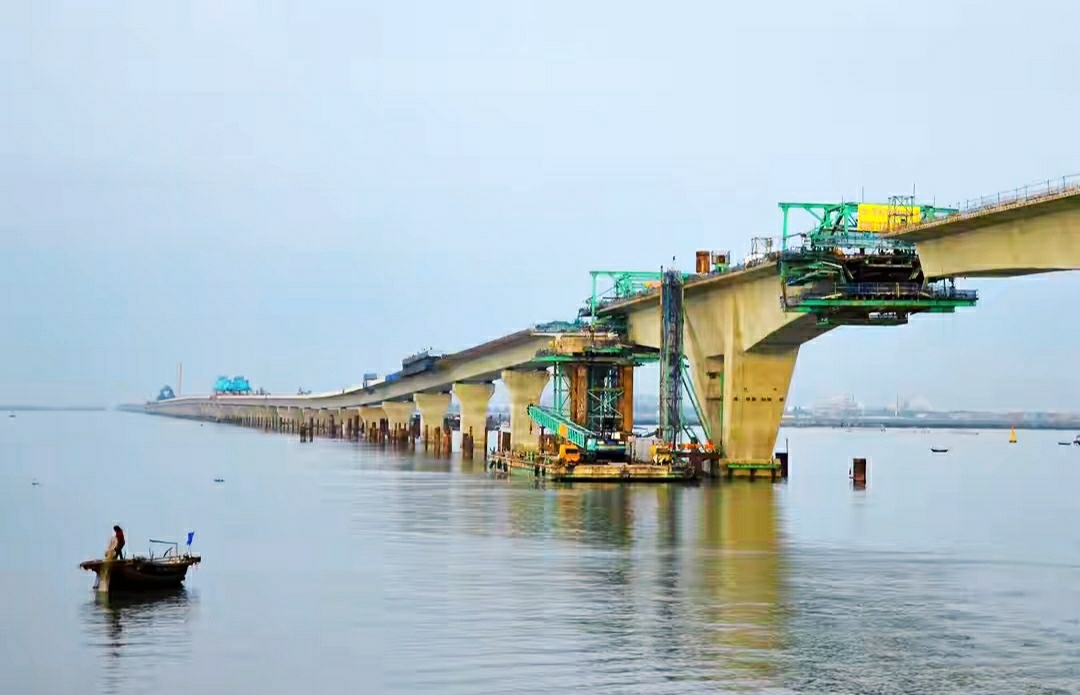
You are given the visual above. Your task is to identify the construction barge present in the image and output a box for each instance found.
[482,307,783,483]
[488,453,701,482]
[487,448,783,483]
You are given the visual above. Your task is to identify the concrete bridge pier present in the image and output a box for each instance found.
[359,406,384,441]
[677,282,802,470]
[348,409,360,440]
[501,369,550,452]
[453,382,494,456]
[414,392,451,451]
[382,401,415,447]
[296,407,311,441]
[715,348,796,465]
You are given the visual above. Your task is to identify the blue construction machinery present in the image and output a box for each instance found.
[213,376,253,395]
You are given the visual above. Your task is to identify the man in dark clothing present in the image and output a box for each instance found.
[108,525,125,560]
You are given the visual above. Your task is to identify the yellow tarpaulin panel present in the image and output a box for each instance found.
[856,203,922,232]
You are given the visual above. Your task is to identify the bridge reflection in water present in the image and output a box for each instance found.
[500,481,787,689]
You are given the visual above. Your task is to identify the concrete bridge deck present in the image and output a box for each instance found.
[138,174,1080,473]
[886,184,1080,278]
[157,328,549,410]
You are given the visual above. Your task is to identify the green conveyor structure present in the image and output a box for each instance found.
[527,405,625,456]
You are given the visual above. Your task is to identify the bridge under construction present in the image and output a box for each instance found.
[134,174,1080,481]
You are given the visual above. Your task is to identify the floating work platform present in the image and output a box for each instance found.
[487,451,698,483]
[723,458,784,481]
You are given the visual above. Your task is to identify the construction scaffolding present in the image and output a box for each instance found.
[530,331,655,463]
[658,267,684,449]
[776,199,977,324]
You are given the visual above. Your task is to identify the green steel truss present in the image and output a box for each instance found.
[680,357,715,447]
[545,362,630,436]
[552,363,570,417]
[776,198,977,320]
[778,199,958,258]
[584,364,622,434]
[528,405,593,449]
[526,404,626,457]
[582,270,693,320]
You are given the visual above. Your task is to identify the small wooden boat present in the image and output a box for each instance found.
[930,447,949,453]
[80,537,200,594]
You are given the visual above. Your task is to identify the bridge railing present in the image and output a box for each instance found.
[950,173,1080,216]
[792,282,978,301]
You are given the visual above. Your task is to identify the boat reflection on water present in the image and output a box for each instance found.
[82,588,196,694]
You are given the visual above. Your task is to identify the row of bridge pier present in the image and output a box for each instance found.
[213,407,486,457]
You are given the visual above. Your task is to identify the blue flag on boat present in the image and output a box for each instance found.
[186,531,195,546]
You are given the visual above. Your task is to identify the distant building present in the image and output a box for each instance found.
[810,394,861,418]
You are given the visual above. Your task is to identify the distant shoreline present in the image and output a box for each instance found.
[2,406,107,412]
[633,417,1080,431]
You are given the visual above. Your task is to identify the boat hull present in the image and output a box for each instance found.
[80,556,200,593]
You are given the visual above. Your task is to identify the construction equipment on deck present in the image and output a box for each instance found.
[776,199,977,325]
[527,404,627,462]
[652,266,720,472]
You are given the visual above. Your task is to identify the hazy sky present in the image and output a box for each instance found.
[4,0,1080,411]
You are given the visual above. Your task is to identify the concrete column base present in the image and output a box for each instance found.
[414,392,451,444]
[453,382,494,452]
[359,406,384,432]
[687,346,798,461]
[381,401,415,430]
[501,369,550,452]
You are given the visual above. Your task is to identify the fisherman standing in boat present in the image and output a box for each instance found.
[105,525,125,560]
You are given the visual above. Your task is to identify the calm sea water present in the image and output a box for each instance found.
[2,412,1079,694]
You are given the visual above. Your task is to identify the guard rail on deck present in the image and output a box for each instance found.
[792,283,978,302]
[950,173,1080,215]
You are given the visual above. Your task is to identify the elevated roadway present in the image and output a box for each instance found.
[139,174,1080,469]
[597,178,1080,463]
[885,184,1080,278]
[146,328,563,449]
